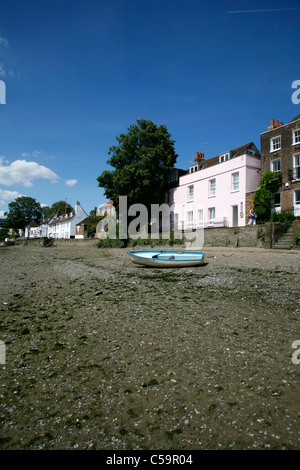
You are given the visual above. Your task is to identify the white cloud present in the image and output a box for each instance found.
[0,210,6,217]
[0,36,8,48]
[40,203,49,208]
[0,188,24,201]
[0,157,60,187]
[21,150,42,158]
[65,179,78,187]
[0,63,6,77]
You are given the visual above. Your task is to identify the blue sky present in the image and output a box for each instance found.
[0,0,300,216]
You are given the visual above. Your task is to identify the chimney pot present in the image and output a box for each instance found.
[280,122,283,127]
[275,120,279,127]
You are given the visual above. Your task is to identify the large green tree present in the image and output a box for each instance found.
[97,120,177,215]
[43,200,74,218]
[4,196,42,231]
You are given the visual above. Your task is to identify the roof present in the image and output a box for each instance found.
[49,214,76,225]
[76,217,96,226]
[199,142,260,169]
[99,200,114,208]
[289,114,300,123]
[26,220,39,227]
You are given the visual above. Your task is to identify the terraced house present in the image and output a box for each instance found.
[166,142,261,229]
[260,115,300,217]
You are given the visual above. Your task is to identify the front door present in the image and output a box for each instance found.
[232,205,238,227]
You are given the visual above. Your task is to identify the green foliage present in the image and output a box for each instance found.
[4,196,42,231]
[253,187,273,221]
[86,215,107,237]
[43,201,74,218]
[97,119,177,217]
[294,233,300,246]
[0,227,8,241]
[43,237,55,247]
[270,211,294,224]
[96,231,184,249]
[97,237,127,248]
[270,211,295,232]
[253,171,282,222]
[259,171,282,192]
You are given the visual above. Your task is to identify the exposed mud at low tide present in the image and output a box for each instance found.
[0,243,299,449]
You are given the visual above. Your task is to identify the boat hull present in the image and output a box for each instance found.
[127,250,205,268]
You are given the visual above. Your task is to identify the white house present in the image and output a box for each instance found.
[48,201,88,239]
[25,221,40,239]
[97,200,116,217]
[166,142,261,229]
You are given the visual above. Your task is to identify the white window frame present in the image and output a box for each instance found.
[271,158,281,173]
[292,129,300,146]
[219,152,230,163]
[187,185,194,202]
[294,189,300,217]
[197,209,204,226]
[187,211,193,228]
[293,153,300,180]
[231,172,239,192]
[270,136,281,152]
[208,207,215,226]
[208,178,216,197]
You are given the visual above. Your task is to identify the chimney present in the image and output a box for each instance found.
[268,118,275,130]
[280,122,283,127]
[275,120,279,127]
[194,151,204,163]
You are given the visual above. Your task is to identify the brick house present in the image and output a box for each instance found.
[260,115,300,217]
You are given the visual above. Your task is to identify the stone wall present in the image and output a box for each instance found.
[203,225,264,248]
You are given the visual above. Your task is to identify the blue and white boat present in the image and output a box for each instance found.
[127,250,205,268]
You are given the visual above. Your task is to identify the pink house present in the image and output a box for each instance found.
[166,142,261,229]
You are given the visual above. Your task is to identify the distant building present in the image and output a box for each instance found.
[260,115,300,217]
[48,201,88,239]
[75,217,96,239]
[97,200,116,217]
[24,221,39,239]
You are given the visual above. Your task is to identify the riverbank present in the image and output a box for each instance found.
[0,243,299,449]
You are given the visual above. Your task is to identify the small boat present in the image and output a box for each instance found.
[127,250,205,268]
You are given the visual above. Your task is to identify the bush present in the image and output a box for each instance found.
[270,212,295,231]
[294,233,300,246]
[97,231,184,249]
[97,237,127,248]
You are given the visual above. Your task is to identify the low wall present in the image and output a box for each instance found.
[22,227,266,249]
[203,225,264,248]
[24,238,98,247]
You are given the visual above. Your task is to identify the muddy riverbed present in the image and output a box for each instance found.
[0,242,299,450]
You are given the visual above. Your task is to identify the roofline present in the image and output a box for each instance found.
[260,116,300,135]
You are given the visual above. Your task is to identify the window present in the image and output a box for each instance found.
[271,158,281,172]
[219,152,230,163]
[232,172,239,191]
[293,153,300,180]
[270,136,281,152]
[188,185,194,201]
[293,129,300,145]
[197,209,203,226]
[208,178,216,197]
[273,193,281,213]
[187,211,193,227]
[294,190,300,217]
[208,208,215,225]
